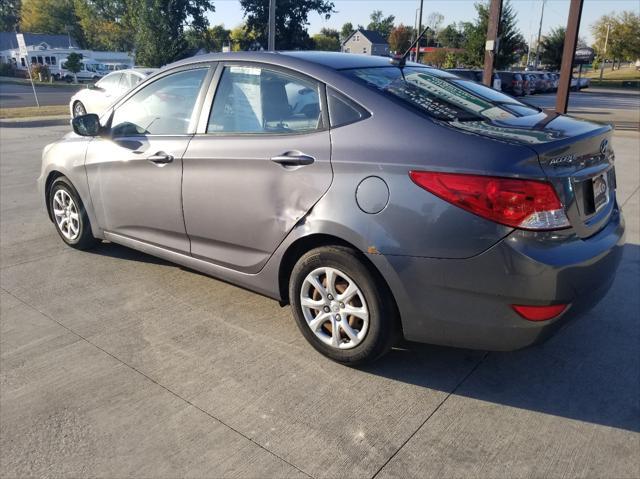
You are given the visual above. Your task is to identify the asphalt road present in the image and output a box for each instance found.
[0,81,81,108]
[1,125,639,478]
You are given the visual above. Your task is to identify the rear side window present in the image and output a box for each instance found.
[327,88,368,128]
[207,66,323,134]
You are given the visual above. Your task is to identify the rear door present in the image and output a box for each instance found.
[182,63,332,273]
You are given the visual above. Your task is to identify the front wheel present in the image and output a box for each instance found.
[289,246,398,365]
[49,177,99,250]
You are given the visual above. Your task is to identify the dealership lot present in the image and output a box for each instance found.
[1,124,638,477]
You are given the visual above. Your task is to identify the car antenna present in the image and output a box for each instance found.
[389,26,431,69]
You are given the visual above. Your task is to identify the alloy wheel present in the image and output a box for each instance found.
[53,189,80,241]
[300,267,369,350]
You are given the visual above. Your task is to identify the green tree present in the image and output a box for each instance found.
[312,33,339,51]
[20,0,85,46]
[367,10,395,40]
[438,23,463,49]
[133,0,214,67]
[186,24,231,52]
[73,0,134,51]
[239,0,335,50]
[460,0,526,69]
[0,0,21,31]
[539,27,565,70]
[592,11,640,68]
[64,51,82,83]
[340,22,354,42]
[388,24,413,54]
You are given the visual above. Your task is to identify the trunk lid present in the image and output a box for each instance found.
[450,111,616,238]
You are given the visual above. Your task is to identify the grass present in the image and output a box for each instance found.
[0,105,69,119]
[584,67,640,80]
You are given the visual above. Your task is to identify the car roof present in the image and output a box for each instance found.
[163,51,451,75]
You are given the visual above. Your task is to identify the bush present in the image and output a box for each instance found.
[31,63,51,81]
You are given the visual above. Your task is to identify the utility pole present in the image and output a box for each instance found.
[483,0,502,87]
[599,23,610,80]
[415,0,424,63]
[556,0,584,113]
[268,0,276,51]
[534,0,546,69]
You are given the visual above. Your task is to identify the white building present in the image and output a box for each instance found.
[0,32,134,78]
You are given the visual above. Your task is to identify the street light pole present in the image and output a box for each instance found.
[599,23,610,81]
[534,0,546,69]
[268,0,276,51]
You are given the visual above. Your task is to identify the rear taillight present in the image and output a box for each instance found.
[512,304,568,321]
[409,171,570,230]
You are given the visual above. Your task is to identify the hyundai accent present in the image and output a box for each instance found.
[39,52,624,364]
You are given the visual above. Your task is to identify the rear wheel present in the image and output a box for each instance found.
[289,246,397,365]
[49,177,98,250]
[72,101,86,118]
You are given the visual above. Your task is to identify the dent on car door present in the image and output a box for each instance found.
[182,64,333,273]
[85,67,210,253]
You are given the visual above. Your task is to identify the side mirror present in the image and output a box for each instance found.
[72,113,101,137]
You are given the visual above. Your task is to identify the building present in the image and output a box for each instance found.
[341,29,389,57]
[0,32,134,78]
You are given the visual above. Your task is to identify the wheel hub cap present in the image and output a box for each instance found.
[53,189,80,241]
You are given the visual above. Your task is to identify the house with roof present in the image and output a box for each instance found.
[0,32,133,78]
[341,29,389,57]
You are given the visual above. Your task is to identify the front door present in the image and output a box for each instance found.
[85,66,210,254]
[182,64,332,273]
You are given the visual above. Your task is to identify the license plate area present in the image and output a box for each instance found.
[592,173,609,212]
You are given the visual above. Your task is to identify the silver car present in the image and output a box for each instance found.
[39,52,624,365]
[70,68,159,118]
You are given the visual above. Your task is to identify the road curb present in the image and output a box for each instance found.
[0,115,69,128]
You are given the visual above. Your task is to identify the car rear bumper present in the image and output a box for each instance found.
[369,206,625,351]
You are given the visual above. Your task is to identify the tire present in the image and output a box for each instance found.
[72,101,86,118]
[49,177,99,250]
[289,246,398,365]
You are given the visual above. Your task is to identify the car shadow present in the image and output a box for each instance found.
[86,240,639,433]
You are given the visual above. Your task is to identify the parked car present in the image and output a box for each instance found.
[40,52,624,365]
[549,72,560,91]
[522,73,536,95]
[497,71,525,96]
[578,76,591,89]
[60,59,108,83]
[70,68,159,117]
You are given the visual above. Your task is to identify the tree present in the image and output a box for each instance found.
[239,0,335,50]
[73,0,134,51]
[340,22,354,42]
[133,0,214,67]
[64,51,82,83]
[312,33,339,51]
[438,23,463,49]
[20,0,85,46]
[425,11,444,45]
[423,49,447,67]
[186,24,231,52]
[388,24,413,54]
[460,0,527,69]
[367,10,395,40]
[592,11,640,68]
[0,0,21,31]
[539,27,565,70]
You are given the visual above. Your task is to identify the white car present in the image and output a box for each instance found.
[70,68,158,118]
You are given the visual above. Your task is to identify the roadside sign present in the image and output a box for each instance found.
[574,47,595,65]
[16,33,40,107]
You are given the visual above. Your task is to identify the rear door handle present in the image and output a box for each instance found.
[270,152,315,167]
[147,152,174,165]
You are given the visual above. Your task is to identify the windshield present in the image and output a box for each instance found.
[343,67,539,122]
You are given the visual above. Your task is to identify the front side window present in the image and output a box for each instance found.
[96,73,121,90]
[207,66,323,134]
[344,67,539,122]
[111,68,208,137]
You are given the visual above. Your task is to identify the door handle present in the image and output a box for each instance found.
[270,152,315,167]
[147,152,174,165]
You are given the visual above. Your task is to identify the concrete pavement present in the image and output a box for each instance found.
[1,124,639,478]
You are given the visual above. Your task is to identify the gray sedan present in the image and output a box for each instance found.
[38,52,624,365]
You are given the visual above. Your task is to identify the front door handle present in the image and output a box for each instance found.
[270,152,315,167]
[147,152,174,165]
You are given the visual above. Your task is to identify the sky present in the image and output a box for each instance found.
[208,0,639,46]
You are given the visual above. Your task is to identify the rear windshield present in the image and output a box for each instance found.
[342,66,539,122]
